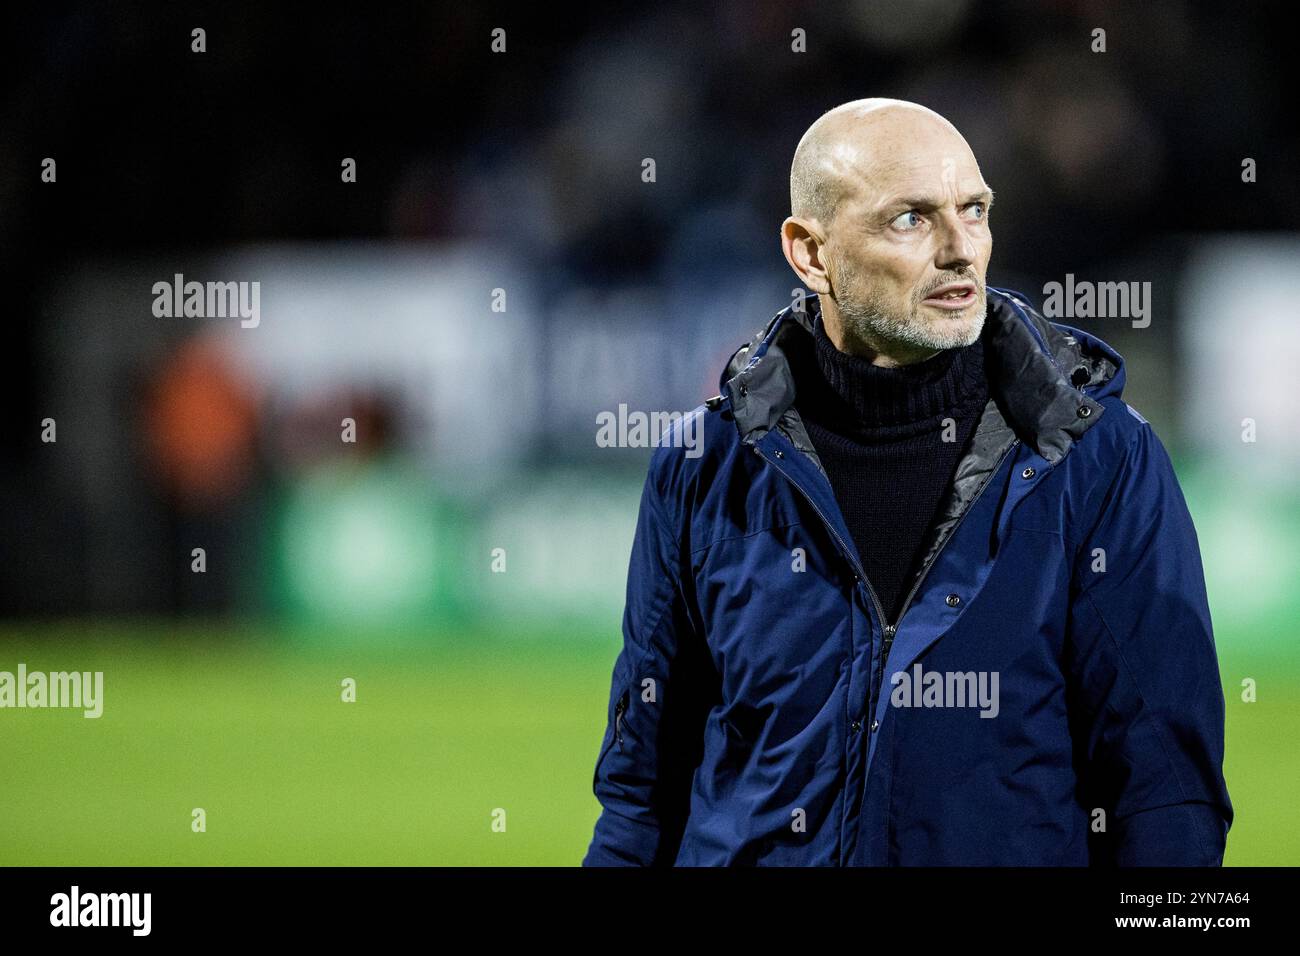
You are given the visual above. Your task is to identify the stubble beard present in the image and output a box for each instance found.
[831,251,987,356]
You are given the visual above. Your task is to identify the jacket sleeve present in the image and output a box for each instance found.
[1066,413,1233,865]
[581,449,715,866]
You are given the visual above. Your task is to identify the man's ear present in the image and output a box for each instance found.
[781,217,832,295]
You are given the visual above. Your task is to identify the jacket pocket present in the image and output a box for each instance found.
[594,686,630,780]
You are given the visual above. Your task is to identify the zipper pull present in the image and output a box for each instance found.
[869,624,900,722]
[614,694,627,748]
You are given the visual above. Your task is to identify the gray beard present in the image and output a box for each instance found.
[833,255,986,354]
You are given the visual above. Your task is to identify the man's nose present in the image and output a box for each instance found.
[934,213,977,271]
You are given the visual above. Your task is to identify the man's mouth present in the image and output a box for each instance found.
[922,282,978,310]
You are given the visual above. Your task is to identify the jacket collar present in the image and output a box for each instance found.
[716,287,1121,467]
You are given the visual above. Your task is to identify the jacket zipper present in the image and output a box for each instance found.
[614,692,627,750]
[755,435,1020,726]
[592,688,629,791]
[867,436,1022,715]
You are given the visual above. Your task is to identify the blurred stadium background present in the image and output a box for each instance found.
[0,1,1296,865]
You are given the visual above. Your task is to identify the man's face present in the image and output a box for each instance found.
[824,122,993,357]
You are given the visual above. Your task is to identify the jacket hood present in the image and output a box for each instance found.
[713,287,1125,467]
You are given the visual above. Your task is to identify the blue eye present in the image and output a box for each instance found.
[892,210,923,230]
[965,203,986,220]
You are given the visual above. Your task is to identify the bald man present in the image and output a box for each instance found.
[583,99,1232,866]
[785,99,992,361]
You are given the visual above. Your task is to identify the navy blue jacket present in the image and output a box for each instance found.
[582,288,1232,866]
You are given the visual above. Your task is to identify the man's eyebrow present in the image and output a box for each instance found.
[878,188,996,212]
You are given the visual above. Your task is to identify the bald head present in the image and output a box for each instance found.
[789,98,971,226]
[781,97,993,366]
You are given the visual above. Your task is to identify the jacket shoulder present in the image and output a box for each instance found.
[649,400,742,467]
[643,401,744,519]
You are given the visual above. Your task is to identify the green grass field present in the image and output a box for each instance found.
[0,621,1295,865]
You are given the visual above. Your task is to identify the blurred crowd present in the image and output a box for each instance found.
[0,0,1292,617]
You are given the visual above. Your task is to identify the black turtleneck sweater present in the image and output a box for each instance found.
[786,312,990,624]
